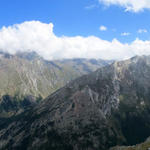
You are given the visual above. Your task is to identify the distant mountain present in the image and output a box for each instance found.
[0,51,112,116]
[0,52,112,98]
[0,51,112,100]
[1,55,150,150]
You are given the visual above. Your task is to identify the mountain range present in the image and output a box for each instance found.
[0,51,112,116]
[0,55,150,150]
[0,51,112,99]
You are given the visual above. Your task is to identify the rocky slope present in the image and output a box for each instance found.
[110,137,150,150]
[0,51,111,99]
[1,55,150,150]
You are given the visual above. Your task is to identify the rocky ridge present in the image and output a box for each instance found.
[0,56,150,150]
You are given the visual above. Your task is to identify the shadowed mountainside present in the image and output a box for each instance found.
[1,56,150,150]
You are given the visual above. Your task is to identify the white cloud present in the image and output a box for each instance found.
[138,29,148,33]
[0,21,150,60]
[99,25,107,31]
[85,4,97,10]
[121,32,130,36]
[99,0,150,12]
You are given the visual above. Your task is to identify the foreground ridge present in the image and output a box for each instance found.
[1,55,150,150]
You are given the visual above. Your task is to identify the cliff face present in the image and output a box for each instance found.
[1,56,150,150]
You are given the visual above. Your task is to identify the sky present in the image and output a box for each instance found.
[0,0,150,60]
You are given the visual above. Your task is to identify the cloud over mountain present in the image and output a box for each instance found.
[0,21,150,60]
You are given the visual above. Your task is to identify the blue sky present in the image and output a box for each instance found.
[0,0,150,60]
[0,0,150,43]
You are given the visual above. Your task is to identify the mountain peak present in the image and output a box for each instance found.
[15,51,42,60]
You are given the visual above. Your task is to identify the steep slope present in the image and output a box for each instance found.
[1,56,150,150]
[0,95,38,117]
[110,137,150,150]
[0,51,111,99]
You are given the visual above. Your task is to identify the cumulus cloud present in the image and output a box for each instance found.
[138,29,148,33]
[0,21,150,60]
[99,25,107,31]
[121,32,130,36]
[99,0,150,12]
